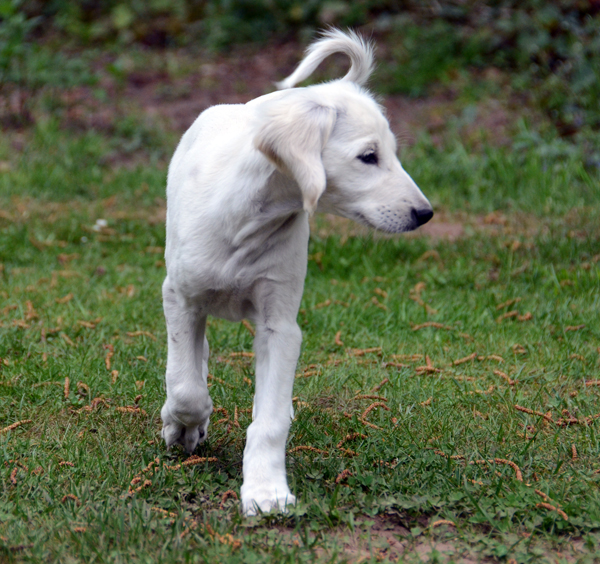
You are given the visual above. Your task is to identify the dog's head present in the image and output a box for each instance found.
[253,29,432,233]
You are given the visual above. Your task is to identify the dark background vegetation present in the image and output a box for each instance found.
[2,0,600,160]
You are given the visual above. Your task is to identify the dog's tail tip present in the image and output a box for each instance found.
[320,27,375,86]
[276,28,375,90]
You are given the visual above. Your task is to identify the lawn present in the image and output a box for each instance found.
[1,56,600,564]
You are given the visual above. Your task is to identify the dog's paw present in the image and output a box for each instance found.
[240,484,296,516]
[161,398,212,453]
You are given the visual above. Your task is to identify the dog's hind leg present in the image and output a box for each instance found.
[160,277,213,453]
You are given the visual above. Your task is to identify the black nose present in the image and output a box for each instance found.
[413,207,434,227]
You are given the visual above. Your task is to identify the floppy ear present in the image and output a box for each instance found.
[254,95,336,214]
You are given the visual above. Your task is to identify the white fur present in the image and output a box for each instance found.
[160,29,432,516]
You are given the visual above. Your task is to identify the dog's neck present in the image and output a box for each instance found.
[231,170,305,248]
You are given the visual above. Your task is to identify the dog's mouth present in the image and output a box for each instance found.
[353,211,378,230]
[352,211,415,234]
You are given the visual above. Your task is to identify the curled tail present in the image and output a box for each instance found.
[276,28,374,90]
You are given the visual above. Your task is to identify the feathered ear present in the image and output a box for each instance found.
[254,95,336,214]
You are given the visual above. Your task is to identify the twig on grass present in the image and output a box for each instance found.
[126,331,157,341]
[241,319,255,336]
[433,451,523,481]
[416,364,443,375]
[409,282,438,314]
[412,322,452,331]
[469,458,523,482]
[496,298,522,310]
[486,355,505,363]
[347,347,382,356]
[370,296,387,310]
[514,405,554,424]
[430,519,455,528]
[208,374,234,388]
[165,455,218,471]
[354,394,388,402]
[128,479,152,495]
[496,310,518,323]
[77,397,110,413]
[229,351,254,358]
[371,377,389,392]
[452,353,477,365]
[434,450,465,461]
[295,369,321,379]
[103,344,114,370]
[151,507,178,523]
[337,433,367,448]
[61,333,76,347]
[335,469,353,484]
[536,502,568,520]
[361,401,390,420]
[0,419,33,435]
[220,489,239,509]
[115,406,147,415]
[390,354,423,362]
[383,362,408,369]
[203,524,242,549]
[360,419,381,430]
[494,369,517,385]
[179,520,199,539]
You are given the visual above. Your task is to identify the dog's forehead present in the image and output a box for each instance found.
[332,93,392,142]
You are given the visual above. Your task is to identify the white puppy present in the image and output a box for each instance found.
[160,29,433,515]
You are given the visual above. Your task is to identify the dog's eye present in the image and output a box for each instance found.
[358,152,378,165]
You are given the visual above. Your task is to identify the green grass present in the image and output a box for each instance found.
[1,122,600,563]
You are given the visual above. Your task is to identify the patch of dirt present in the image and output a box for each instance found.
[311,514,479,563]
[413,220,465,241]
[311,515,592,563]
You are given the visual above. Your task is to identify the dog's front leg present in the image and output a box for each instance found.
[160,278,213,453]
[240,318,301,515]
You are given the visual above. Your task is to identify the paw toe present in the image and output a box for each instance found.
[183,427,200,453]
[241,491,296,516]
